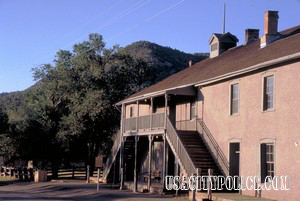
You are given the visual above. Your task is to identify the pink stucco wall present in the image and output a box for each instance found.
[199,61,300,200]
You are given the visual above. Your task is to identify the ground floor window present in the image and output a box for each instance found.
[261,142,275,181]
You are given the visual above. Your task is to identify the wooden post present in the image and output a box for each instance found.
[174,157,179,196]
[72,165,75,179]
[97,168,100,192]
[150,97,153,130]
[136,101,139,131]
[120,137,125,190]
[119,104,125,190]
[192,172,197,201]
[113,159,116,185]
[208,169,213,200]
[164,94,168,128]
[162,133,166,187]
[134,136,139,192]
[148,135,153,191]
[86,165,90,183]
[165,143,169,177]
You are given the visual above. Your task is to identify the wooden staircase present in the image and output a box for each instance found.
[177,130,222,176]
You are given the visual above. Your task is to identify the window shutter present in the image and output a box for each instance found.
[261,143,267,181]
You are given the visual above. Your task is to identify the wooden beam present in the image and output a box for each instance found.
[134,136,139,192]
[162,133,166,187]
[119,136,126,190]
[119,103,125,190]
[148,135,153,191]
[136,101,139,131]
[150,97,153,130]
[164,94,168,128]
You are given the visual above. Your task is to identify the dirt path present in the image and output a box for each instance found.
[0,180,189,201]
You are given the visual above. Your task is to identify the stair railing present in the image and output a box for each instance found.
[166,117,197,177]
[196,118,229,176]
[103,130,121,180]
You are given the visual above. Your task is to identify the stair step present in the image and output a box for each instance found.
[176,129,223,176]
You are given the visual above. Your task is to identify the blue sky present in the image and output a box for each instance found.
[0,0,299,93]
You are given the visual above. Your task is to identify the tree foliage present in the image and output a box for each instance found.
[0,35,208,173]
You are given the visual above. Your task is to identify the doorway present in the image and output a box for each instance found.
[229,142,240,177]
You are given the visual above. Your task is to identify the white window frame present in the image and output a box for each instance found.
[259,138,276,182]
[229,79,240,116]
[261,71,276,112]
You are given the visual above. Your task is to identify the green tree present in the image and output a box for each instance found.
[30,34,152,175]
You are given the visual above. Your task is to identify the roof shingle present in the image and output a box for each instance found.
[125,26,300,101]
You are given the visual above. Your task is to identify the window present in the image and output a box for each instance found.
[263,76,274,111]
[261,143,275,181]
[190,101,196,120]
[230,84,239,115]
[129,106,134,117]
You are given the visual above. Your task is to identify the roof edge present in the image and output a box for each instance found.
[195,51,300,87]
[117,51,300,106]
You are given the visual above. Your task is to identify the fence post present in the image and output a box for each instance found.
[86,165,90,183]
[72,165,75,179]
[97,168,100,192]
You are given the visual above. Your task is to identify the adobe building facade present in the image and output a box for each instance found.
[103,11,300,201]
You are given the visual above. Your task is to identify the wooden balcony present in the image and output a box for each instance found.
[124,113,165,133]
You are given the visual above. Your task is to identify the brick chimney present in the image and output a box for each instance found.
[244,29,259,45]
[260,11,279,48]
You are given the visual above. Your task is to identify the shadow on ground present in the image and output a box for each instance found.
[0,180,188,201]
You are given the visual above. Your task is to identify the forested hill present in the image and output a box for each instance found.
[0,41,208,122]
[124,40,208,83]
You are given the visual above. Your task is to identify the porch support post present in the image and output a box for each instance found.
[120,136,126,190]
[150,97,153,130]
[165,142,169,177]
[164,94,168,128]
[119,103,125,190]
[162,133,166,187]
[148,135,153,191]
[136,101,139,131]
[134,136,139,192]
[174,157,179,196]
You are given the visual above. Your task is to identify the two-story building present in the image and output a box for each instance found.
[103,11,300,201]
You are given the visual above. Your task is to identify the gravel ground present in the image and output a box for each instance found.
[0,180,189,201]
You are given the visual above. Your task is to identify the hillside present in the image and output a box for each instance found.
[0,41,208,122]
[124,41,208,83]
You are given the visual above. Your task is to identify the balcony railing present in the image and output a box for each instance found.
[175,119,197,131]
[152,113,164,128]
[124,113,165,132]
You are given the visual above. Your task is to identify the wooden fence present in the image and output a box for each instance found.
[0,167,34,181]
[1,166,103,181]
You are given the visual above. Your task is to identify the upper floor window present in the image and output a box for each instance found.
[261,143,275,181]
[263,76,274,111]
[129,106,134,117]
[190,101,196,120]
[230,83,239,115]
